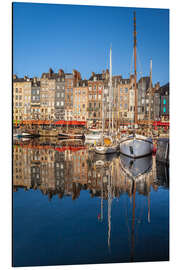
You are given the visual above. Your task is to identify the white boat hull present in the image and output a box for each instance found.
[119,135,153,158]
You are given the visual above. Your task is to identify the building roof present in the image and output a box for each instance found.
[88,73,104,81]
[75,80,88,87]
[159,83,169,95]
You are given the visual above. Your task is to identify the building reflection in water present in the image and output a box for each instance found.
[13,139,169,257]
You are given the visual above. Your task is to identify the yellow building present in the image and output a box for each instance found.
[13,75,31,122]
[40,69,56,121]
[73,80,88,121]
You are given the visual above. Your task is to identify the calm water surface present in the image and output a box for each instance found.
[13,138,169,267]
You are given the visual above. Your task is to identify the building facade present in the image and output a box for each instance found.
[54,69,65,120]
[73,80,88,121]
[87,72,104,125]
[31,77,41,120]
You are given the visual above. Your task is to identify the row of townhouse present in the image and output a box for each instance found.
[13,68,169,125]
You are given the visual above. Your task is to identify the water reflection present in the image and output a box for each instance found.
[13,138,169,265]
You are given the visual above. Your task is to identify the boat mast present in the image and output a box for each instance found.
[109,46,113,134]
[134,11,138,125]
[102,75,105,143]
[110,46,113,132]
[148,59,152,135]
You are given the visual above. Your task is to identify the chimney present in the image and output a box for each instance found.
[49,68,53,77]
[58,69,64,77]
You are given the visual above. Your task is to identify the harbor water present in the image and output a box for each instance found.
[13,137,169,267]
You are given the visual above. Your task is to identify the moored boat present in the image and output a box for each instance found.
[119,134,153,158]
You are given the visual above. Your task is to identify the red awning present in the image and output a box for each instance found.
[153,121,169,126]
[54,120,86,126]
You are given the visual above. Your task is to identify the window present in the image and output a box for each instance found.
[56,101,60,106]
[163,99,166,105]
[163,107,166,113]
[125,88,128,93]
[61,101,64,106]
[94,85,96,90]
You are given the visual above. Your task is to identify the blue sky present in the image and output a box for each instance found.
[13,2,169,86]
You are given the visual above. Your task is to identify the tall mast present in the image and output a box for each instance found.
[102,76,105,143]
[148,59,152,135]
[109,46,112,133]
[134,11,138,125]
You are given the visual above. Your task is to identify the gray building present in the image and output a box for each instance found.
[55,70,65,120]
[137,77,150,120]
[31,77,40,119]
[153,91,161,121]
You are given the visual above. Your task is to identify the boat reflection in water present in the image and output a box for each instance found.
[119,153,152,180]
[13,138,169,266]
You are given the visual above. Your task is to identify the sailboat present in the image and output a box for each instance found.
[119,12,153,158]
[95,46,119,155]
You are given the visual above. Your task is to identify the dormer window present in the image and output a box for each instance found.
[94,77,97,81]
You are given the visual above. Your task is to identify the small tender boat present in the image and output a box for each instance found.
[119,134,153,158]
